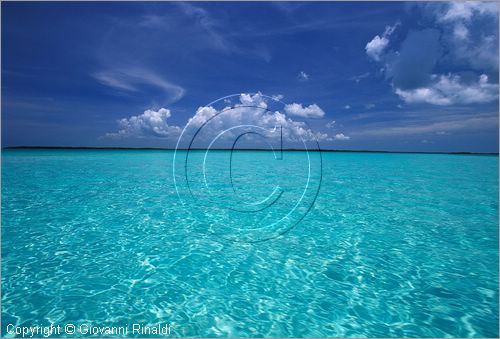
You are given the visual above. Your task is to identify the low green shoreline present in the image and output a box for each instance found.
[2,146,498,156]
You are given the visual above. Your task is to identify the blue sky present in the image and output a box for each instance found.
[2,1,499,152]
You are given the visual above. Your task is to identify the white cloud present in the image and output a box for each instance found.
[284,103,325,118]
[240,92,268,108]
[431,2,499,72]
[106,93,333,143]
[326,120,336,128]
[188,93,330,143]
[105,108,182,139]
[298,71,309,81]
[437,1,498,23]
[365,22,400,61]
[366,4,498,106]
[272,94,284,101]
[344,105,351,109]
[94,68,185,104]
[334,133,351,141]
[395,73,498,105]
[366,35,390,61]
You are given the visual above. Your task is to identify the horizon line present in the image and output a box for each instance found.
[2,146,498,156]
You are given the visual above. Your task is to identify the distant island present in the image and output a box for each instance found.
[2,146,498,156]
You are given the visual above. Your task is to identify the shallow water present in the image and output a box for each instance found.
[2,150,498,337]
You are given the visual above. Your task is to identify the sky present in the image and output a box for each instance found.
[2,1,499,152]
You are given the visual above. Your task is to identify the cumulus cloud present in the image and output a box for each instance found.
[334,133,351,141]
[105,108,181,139]
[365,22,400,61]
[366,36,389,62]
[187,93,331,143]
[284,103,325,118]
[239,92,268,108]
[395,73,498,105]
[365,2,498,106]
[106,93,334,143]
[431,1,499,72]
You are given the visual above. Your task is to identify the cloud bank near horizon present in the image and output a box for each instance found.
[105,93,350,143]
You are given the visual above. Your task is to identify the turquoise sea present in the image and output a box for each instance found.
[1,149,498,337]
